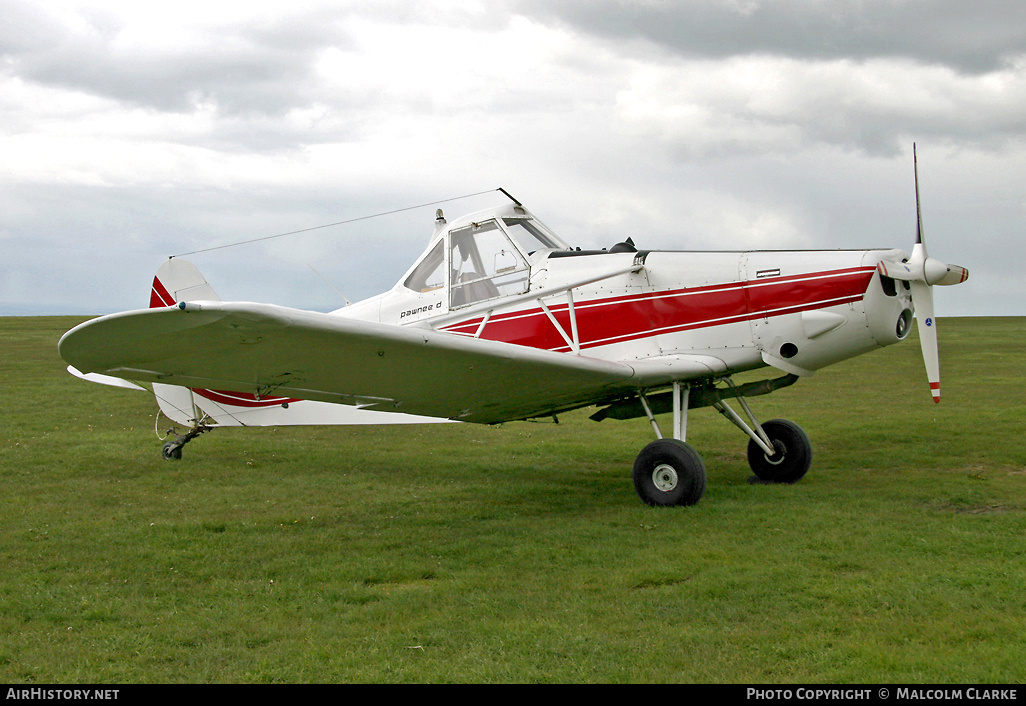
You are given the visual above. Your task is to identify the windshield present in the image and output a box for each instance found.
[502,218,564,254]
[402,239,445,292]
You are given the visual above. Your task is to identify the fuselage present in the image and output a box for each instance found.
[332,203,916,381]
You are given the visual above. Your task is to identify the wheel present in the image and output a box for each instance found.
[162,440,183,460]
[632,439,707,507]
[746,419,812,483]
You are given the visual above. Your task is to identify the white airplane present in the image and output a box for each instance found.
[59,148,968,507]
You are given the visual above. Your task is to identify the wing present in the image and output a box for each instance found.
[59,301,718,424]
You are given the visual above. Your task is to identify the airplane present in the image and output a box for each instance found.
[58,147,968,507]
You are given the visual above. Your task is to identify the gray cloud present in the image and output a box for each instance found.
[611,53,1026,158]
[1,5,327,118]
[0,1,525,154]
[516,0,1026,73]
[1,1,1019,318]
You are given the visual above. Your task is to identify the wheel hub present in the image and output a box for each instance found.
[763,439,787,466]
[651,463,679,492]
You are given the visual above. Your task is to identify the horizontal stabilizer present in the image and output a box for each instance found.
[67,366,146,391]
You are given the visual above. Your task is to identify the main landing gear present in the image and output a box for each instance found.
[614,376,813,507]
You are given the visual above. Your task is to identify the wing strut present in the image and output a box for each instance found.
[439,259,646,353]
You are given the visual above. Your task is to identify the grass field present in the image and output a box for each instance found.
[1,315,1024,683]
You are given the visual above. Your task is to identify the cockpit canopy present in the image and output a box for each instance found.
[402,206,568,309]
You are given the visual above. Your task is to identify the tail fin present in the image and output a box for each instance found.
[150,258,220,308]
[150,258,220,425]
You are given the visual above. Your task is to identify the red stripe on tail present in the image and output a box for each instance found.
[150,277,175,308]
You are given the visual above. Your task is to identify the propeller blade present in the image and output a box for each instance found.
[877,259,917,281]
[910,280,941,403]
[914,144,925,247]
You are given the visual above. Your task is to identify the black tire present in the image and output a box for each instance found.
[746,419,812,483]
[632,439,707,507]
[162,440,183,460]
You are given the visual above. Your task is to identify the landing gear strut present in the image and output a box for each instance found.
[631,382,707,507]
[623,376,812,506]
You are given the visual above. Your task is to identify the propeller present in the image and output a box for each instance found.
[876,144,969,403]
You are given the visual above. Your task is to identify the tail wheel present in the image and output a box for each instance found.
[159,424,210,461]
[162,440,183,460]
[746,419,812,483]
[632,439,707,507]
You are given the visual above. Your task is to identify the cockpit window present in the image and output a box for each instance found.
[403,239,445,292]
[502,218,563,254]
[449,220,529,307]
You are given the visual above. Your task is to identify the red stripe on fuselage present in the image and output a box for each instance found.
[441,266,876,352]
[192,388,299,408]
[745,268,873,318]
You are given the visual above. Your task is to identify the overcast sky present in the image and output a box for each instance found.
[3,0,1024,317]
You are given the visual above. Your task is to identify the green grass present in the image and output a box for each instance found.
[1,316,1024,683]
